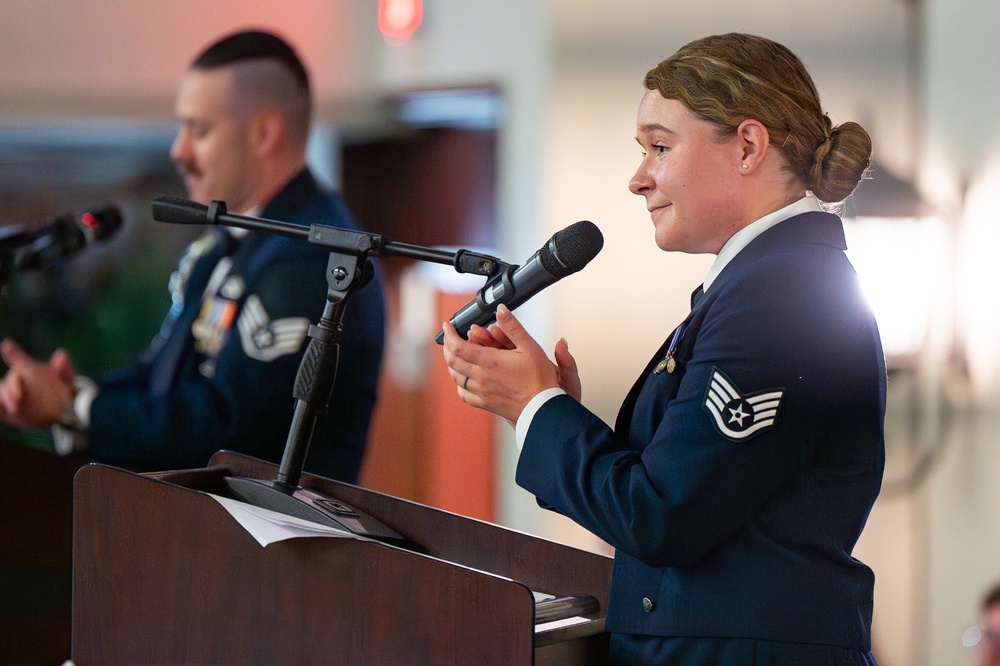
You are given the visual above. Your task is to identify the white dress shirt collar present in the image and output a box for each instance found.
[702,196,823,292]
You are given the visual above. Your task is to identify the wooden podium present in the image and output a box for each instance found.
[72,451,613,665]
[0,436,84,665]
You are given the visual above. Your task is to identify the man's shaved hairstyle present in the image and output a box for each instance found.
[191,29,312,142]
[192,30,309,93]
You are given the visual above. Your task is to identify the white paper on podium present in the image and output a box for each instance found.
[534,616,591,633]
[209,493,359,547]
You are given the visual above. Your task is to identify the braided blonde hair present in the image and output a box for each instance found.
[644,33,871,206]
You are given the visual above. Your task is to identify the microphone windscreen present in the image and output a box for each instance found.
[542,220,604,278]
[81,206,123,241]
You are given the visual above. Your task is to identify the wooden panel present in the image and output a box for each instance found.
[217,452,613,611]
[73,457,614,664]
[421,290,496,520]
[342,127,496,248]
[73,463,539,665]
[0,437,84,666]
[346,125,500,519]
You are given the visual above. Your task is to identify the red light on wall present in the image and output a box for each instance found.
[378,0,423,46]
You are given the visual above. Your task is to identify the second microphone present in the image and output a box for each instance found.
[436,220,604,344]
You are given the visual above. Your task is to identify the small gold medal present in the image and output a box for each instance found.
[654,355,677,374]
[654,322,686,375]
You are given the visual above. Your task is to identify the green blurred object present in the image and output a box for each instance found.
[0,425,54,453]
[0,209,188,377]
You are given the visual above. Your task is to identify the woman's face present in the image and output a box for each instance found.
[629,90,745,254]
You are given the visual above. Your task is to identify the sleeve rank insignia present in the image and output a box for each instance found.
[703,367,784,441]
[237,294,310,362]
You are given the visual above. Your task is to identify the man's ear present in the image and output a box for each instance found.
[251,110,285,157]
[736,119,770,173]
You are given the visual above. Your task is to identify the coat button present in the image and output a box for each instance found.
[642,597,654,612]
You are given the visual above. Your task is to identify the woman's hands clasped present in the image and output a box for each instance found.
[441,304,581,425]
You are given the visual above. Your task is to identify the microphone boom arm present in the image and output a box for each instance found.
[154,196,506,278]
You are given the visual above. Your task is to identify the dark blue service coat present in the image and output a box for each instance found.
[517,212,885,652]
[87,169,385,483]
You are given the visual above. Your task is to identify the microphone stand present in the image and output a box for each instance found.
[223,248,406,540]
[151,197,508,544]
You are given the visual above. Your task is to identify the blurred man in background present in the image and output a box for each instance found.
[0,29,385,483]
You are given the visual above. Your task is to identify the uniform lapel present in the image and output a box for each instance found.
[613,284,704,441]
[147,229,234,396]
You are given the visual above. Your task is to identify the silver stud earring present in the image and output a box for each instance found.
[741,163,748,169]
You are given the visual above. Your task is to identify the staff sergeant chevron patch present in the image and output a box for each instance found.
[703,367,785,441]
[237,294,310,362]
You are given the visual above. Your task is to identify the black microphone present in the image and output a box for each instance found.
[4,206,123,271]
[435,220,603,344]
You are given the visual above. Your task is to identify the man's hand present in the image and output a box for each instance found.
[0,339,75,429]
